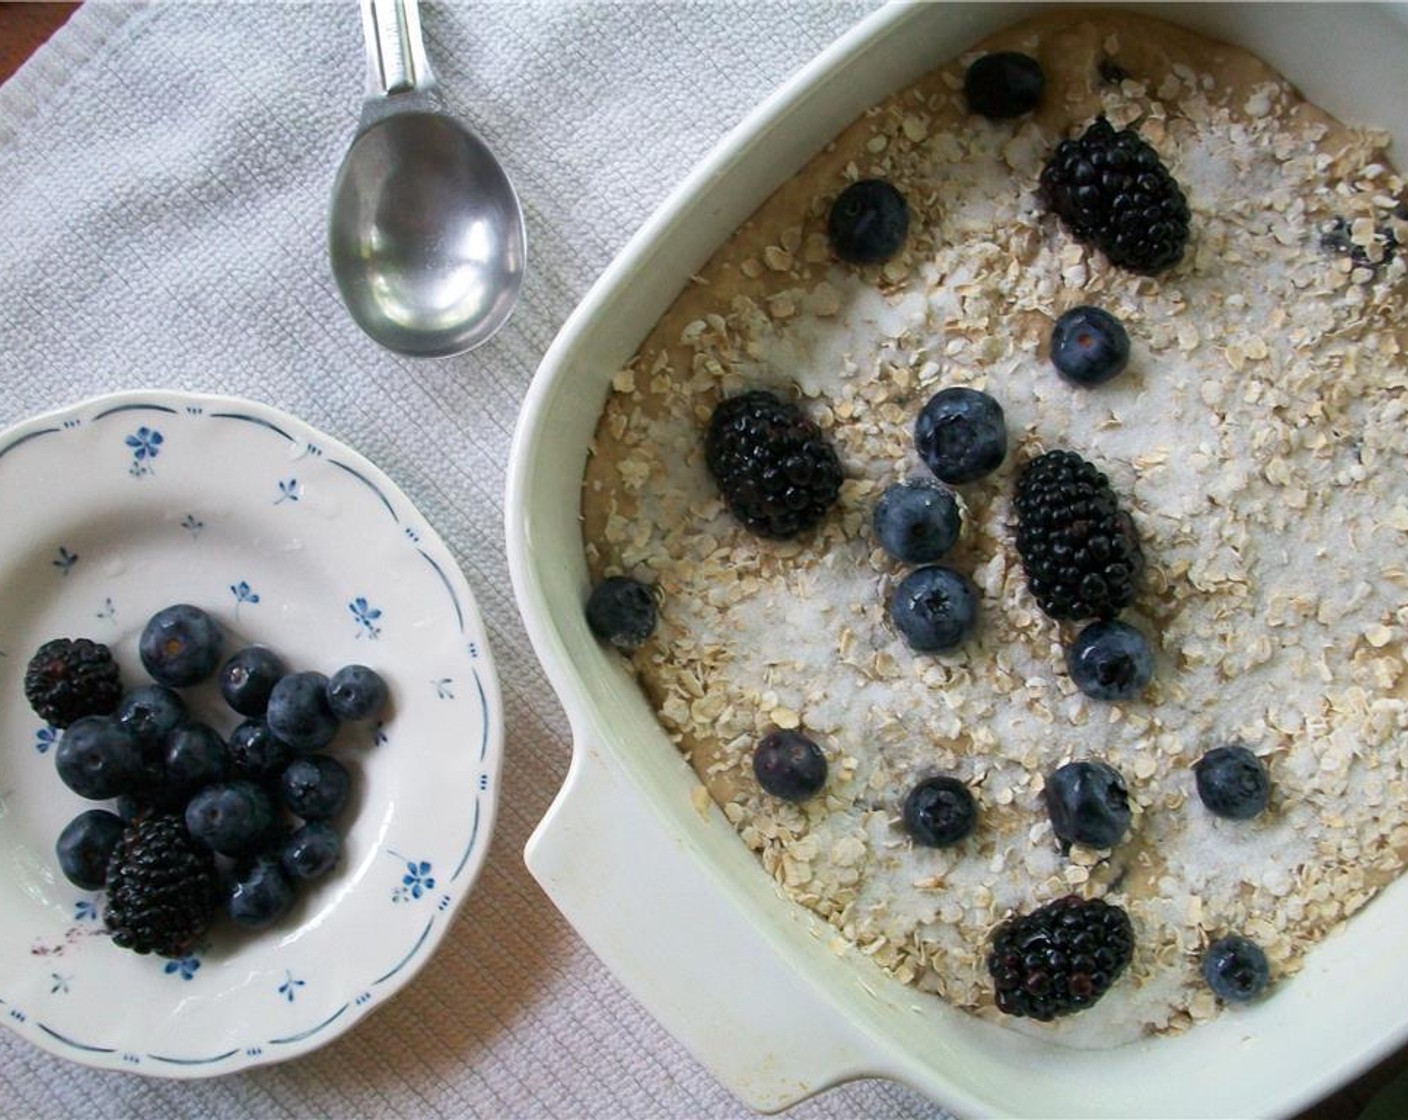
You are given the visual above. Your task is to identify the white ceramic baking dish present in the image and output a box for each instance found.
[507,4,1408,1115]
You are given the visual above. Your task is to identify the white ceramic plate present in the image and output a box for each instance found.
[510,3,1408,1116]
[0,390,503,1076]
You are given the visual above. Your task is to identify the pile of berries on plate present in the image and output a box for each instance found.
[25,604,387,958]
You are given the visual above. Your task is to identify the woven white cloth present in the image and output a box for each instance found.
[0,2,957,1117]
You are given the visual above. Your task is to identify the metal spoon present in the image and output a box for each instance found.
[329,0,526,357]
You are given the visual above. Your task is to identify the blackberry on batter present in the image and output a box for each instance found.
[988,895,1135,1020]
[705,390,842,539]
[1013,449,1143,621]
[1040,115,1190,275]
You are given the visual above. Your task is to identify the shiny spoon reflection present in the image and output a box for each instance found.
[329,0,526,357]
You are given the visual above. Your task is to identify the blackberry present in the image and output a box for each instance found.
[1040,115,1190,275]
[988,895,1134,1020]
[705,390,843,539]
[1013,450,1143,621]
[23,638,122,728]
[104,813,219,957]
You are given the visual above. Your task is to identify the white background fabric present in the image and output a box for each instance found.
[0,2,957,1117]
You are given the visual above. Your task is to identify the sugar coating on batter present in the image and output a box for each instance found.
[581,10,1408,1043]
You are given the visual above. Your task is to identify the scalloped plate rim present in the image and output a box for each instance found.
[0,388,505,1077]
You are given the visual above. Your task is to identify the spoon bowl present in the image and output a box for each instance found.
[329,0,526,357]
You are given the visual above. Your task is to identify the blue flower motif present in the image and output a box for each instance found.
[74,899,99,922]
[275,478,301,504]
[164,956,200,981]
[51,973,71,995]
[95,597,116,623]
[278,970,305,1002]
[127,426,163,459]
[392,859,435,903]
[433,678,454,700]
[125,427,163,477]
[230,580,260,613]
[53,546,78,575]
[34,725,58,754]
[181,513,204,537]
[349,597,383,640]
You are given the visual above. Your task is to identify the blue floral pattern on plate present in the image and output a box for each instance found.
[0,391,503,1077]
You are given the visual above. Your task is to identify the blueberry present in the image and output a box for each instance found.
[226,854,295,930]
[138,604,224,687]
[54,716,143,800]
[914,387,1007,484]
[753,730,827,801]
[227,718,293,782]
[585,576,658,652]
[964,51,1044,119]
[1194,745,1270,820]
[55,809,125,890]
[827,179,909,265]
[872,479,962,564]
[218,646,287,717]
[1065,620,1154,701]
[163,722,230,792]
[280,755,352,821]
[1202,934,1270,1002]
[266,671,339,752]
[115,684,187,748]
[889,565,979,653]
[1044,759,1131,849]
[902,776,977,848]
[326,664,388,721]
[1050,306,1131,387]
[281,821,342,881]
[185,780,278,856]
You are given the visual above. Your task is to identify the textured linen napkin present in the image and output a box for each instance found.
[0,1,959,1117]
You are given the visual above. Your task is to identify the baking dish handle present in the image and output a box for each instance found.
[524,733,888,1112]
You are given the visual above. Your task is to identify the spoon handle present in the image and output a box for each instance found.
[359,0,435,97]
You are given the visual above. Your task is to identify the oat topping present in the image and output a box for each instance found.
[580,10,1408,1045]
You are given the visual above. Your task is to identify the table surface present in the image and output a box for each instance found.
[0,3,1403,1118]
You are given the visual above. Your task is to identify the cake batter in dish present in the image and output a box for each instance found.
[580,9,1408,1044]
